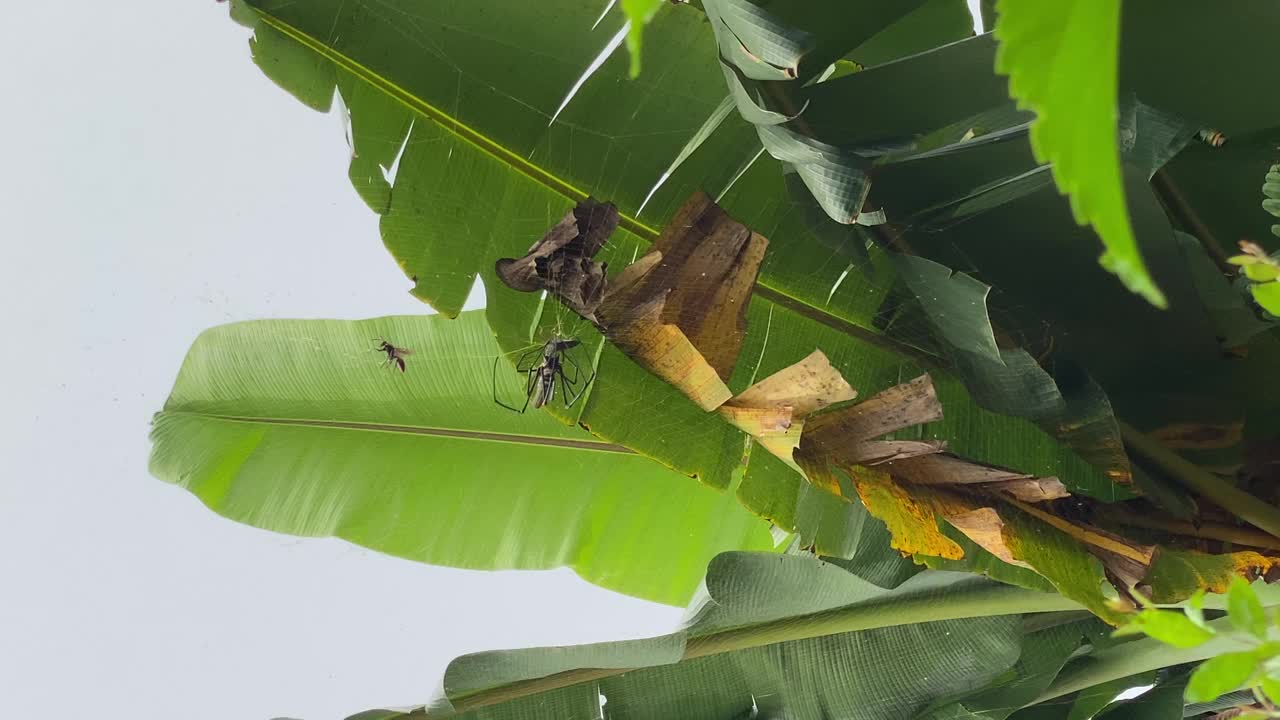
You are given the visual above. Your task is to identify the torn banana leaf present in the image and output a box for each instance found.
[852,473,1127,624]
[364,551,1081,719]
[147,312,775,606]
[223,0,1207,597]
[718,349,856,467]
[597,191,768,409]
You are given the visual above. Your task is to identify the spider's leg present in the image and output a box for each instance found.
[560,349,584,385]
[514,347,542,373]
[562,365,596,408]
[493,355,529,414]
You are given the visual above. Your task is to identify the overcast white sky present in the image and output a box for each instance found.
[0,2,681,718]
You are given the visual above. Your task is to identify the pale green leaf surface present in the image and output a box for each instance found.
[756,122,873,224]
[1253,282,1280,316]
[1000,508,1123,624]
[994,0,1166,307]
[1229,577,1270,640]
[1245,265,1280,283]
[1261,675,1280,705]
[620,0,666,77]
[1115,610,1215,649]
[919,521,1057,596]
[149,313,773,606]
[247,20,334,112]
[1186,652,1258,704]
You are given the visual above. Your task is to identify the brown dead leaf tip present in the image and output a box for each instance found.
[495,198,619,323]
[598,191,767,381]
[1150,422,1243,450]
[797,374,944,472]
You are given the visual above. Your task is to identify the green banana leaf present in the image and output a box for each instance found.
[222,0,1120,541]
[148,311,775,606]
[342,555,1280,720]
[365,552,1087,720]
[996,0,1164,307]
[721,1,1280,469]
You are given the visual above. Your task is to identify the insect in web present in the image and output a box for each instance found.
[374,338,412,372]
[493,336,596,414]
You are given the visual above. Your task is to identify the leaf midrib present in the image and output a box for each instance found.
[445,581,1083,712]
[161,410,636,453]
[250,7,935,364]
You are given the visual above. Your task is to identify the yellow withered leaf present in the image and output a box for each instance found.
[605,294,733,411]
[719,350,856,467]
[852,469,965,560]
[598,192,768,408]
[1144,548,1280,603]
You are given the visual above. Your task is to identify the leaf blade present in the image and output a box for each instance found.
[994,0,1166,307]
[149,313,775,606]
[1185,651,1258,704]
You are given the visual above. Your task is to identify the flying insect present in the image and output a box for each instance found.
[374,338,412,372]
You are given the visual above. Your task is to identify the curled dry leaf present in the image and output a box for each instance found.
[494,198,618,323]
[881,453,1034,486]
[879,453,1069,502]
[597,191,768,409]
[793,374,1072,509]
[718,350,856,468]
[794,374,944,495]
[603,292,738,410]
[988,477,1070,502]
[494,193,766,411]
[944,506,1031,569]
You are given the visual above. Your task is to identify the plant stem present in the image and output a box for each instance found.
[1118,421,1280,540]
[1094,507,1280,551]
[448,584,1081,713]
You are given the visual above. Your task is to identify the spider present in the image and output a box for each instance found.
[374,338,412,372]
[493,336,595,414]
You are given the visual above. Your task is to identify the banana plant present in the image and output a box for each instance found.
[150,1,1280,715]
